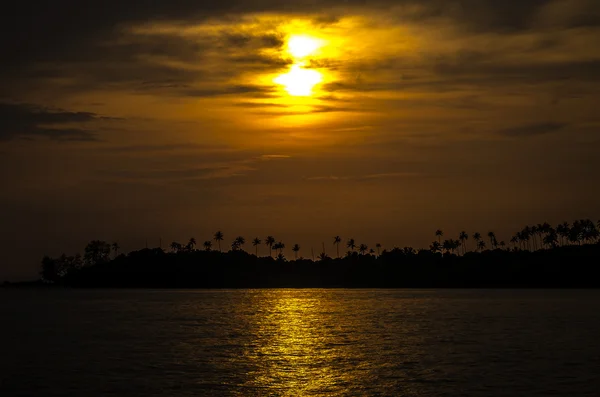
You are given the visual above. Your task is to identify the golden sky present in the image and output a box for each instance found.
[1,0,600,278]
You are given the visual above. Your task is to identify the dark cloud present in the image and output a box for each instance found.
[222,32,285,49]
[0,1,562,72]
[434,56,600,84]
[0,103,114,141]
[249,104,363,116]
[98,143,233,153]
[232,102,289,108]
[181,84,277,98]
[5,0,598,100]
[497,122,568,137]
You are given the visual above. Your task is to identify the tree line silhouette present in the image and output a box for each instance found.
[36,219,600,288]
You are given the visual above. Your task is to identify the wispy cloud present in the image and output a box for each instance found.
[497,122,568,137]
[0,102,118,142]
[306,172,420,181]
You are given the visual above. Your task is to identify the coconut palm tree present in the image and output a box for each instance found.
[403,247,416,256]
[170,241,182,253]
[375,243,382,256]
[459,231,468,254]
[499,241,506,250]
[358,244,368,255]
[543,232,558,248]
[292,244,300,259]
[111,242,120,258]
[536,224,546,248]
[453,240,461,255]
[333,236,342,258]
[318,252,330,261]
[557,222,570,246]
[442,239,452,254]
[276,241,286,255]
[519,229,531,250]
[252,238,262,256]
[347,238,356,252]
[473,232,481,246]
[510,235,519,250]
[203,241,212,251]
[369,248,376,255]
[265,236,275,257]
[569,220,583,245]
[530,225,538,250]
[487,232,496,249]
[581,219,599,244]
[214,231,224,252]
[477,240,486,252]
[233,236,246,251]
[187,237,197,251]
[435,230,443,243]
[430,241,441,254]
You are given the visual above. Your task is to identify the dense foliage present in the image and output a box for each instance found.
[39,219,600,288]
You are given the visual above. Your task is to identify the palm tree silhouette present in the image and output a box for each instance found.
[358,244,368,255]
[510,235,519,250]
[252,238,262,256]
[234,236,246,251]
[214,231,224,252]
[557,222,570,246]
[292,244,300,260]
[187,237,197,251]
[451,240,461,255]
[273,241,285,256]
[430,241,441,254]
[347,238,356,252]
[442,240,452,254]
[369,248,376,255]
[543,232,558,248]
[333,236,342,258]
[111,242,120,258]
[265,236,275,257]
[170,241,181,253]
[318,252,330,260]
[435,230,443,243]
[375,243,382,256]
[487,232,496,249]
[203,241,212,251]
[473,232,481,246]
[520,228,531,250]
[459,231,468,254]
[530,225,538,250]
[477,240,486,252]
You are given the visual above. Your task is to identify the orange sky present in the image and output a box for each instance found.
[1,1,600,279]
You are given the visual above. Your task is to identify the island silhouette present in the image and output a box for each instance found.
[13,218,600,288]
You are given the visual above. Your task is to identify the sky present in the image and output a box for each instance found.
[1,0,599,279]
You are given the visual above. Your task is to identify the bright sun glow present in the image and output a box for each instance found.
[287,35,322,58]
[274,64,322,96]
[274,34,324,97]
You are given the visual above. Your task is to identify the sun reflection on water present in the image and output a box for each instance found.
[243,290,356,394]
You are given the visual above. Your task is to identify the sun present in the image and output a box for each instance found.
[274,34,324,96]
[287,35,322,59]
[274,64,322,96]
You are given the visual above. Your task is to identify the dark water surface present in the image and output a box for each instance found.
[1,289,599,396]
